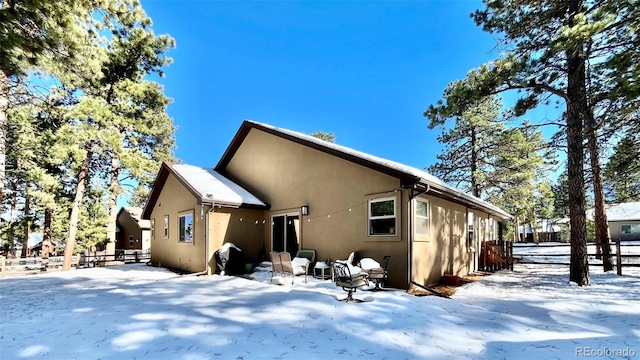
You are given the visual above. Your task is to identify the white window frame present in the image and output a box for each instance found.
[178,211,194,243]
[163,215,169,238]
[368,197,397,236]
[415,199,429,236]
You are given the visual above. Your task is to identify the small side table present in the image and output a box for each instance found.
[314,261,331,280]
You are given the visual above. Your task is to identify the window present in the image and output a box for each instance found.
[415,199,429,235]
[179,212,194,243]
[369,197,396,236]
[621,224,640,234]
[151,218,155,239]
[468,224,475,248]
[163,215,169,238]
[129,235,134,247]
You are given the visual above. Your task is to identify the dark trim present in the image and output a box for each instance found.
[414,182,511,220]
[142,162,171,219]
[216,120,509,220]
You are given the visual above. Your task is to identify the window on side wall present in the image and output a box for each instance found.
[415,199,429,236]
[179,211,194,243]
[369,197,396,236]
[622,224,640,234]
[151,218,155,239]
[129,235,134,247]
[163,215,169,238]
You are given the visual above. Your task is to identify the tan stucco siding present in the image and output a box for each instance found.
[609,220,640,241]
[224,129,409,288]
[412,195,464,285]
[208,208,267,273]
[149,173,207,272]
[116,212,149,250]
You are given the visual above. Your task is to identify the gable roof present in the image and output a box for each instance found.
[142,162,269,219]
[216,120,512,220]
[118,207,151,229]
[604,202,640,222]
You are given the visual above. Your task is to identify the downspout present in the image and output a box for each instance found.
[408,184,429,287]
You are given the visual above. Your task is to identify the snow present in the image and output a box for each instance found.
[247,121,512,220]
[1,258,639,359]
[171,163,266,207]
[604,202,640,222]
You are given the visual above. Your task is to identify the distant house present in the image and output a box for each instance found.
[143,121,512,288]
[518,219,566,242]
[116,207,151,251]
[605,202,640,241]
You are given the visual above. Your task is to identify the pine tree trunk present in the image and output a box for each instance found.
[8,187,17,257]
[470,127,479,197]
[514,217,519,242]
[566,0,590,286]
[586,113,613,271]
[531,207,539,244]
[20,194,30,258]
[42,207,52,270]
[0,69,9,203]
[62,150,93,270]
[105,157,119,256]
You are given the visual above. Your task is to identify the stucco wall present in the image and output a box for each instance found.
[149,174,207,272]
[609,220,640,241]
[208,207,267,273]
[412,195,467,285]
[411,195,498,286]
[116,212,144,250]
[223,128,410,288]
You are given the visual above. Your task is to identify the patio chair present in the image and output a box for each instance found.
[270,251,283,282]
[336,251,356,265]
[271,251,309,285]
[362,255,390,291]
[332,262,369,303]
[295,249,316,273]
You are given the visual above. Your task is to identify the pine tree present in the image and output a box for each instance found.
[425,0,640,285]
[49,1,176,270]
[426,96,506,198]
[604,136,640,202]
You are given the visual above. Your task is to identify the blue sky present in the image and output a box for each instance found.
[140,0,561,174]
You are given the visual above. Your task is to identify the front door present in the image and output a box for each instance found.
[272,214,300,255]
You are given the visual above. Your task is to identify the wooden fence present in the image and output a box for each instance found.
[82,249,151,267]
[1,250,151,279]
[1,256,80,279]
[480,240,514,272]
[513,239,640,275]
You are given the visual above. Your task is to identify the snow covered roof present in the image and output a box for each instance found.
[142,162,268,219]
[605,202,640,222]
[121,207,151,229]
[217,120,512,220]
[171,164,267,208]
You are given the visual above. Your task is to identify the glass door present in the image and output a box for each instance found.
[271,214,300,255]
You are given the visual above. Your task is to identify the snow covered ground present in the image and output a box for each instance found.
[1,259,639,359]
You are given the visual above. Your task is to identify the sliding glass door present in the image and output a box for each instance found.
[272,214,300,255]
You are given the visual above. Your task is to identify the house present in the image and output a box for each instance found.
[143,121,512,288]
[517,219,566,242]
[116,207,151,251]
[605,202,640,241]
